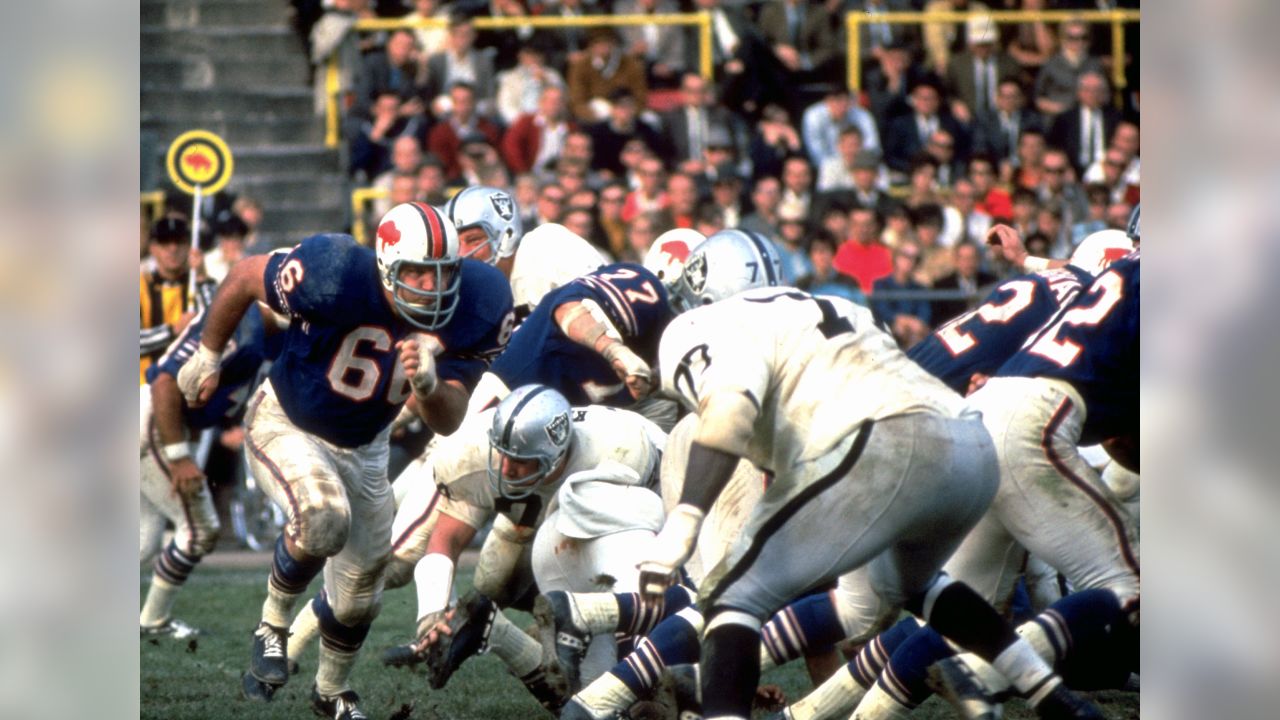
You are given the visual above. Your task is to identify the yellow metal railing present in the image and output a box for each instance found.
[326,12,715,149]
[141,190,165,222]
[846,9,1140,102]
[350,186,389,246]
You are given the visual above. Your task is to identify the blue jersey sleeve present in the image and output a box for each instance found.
[908,267,1089,393]
[555,263,674,362]
[264,234,383,327]
[998,254,1140,443]
[434,260,515,392]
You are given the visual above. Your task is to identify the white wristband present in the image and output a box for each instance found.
[162,442,191,461]
[414,553,456,620]
[1022,255,1051,272]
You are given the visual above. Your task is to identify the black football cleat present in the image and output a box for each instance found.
[310,686,369,720]
[424,590,496,689]
[534,591,591,697]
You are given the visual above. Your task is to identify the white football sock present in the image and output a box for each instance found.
[139,576,180,627]
[315,643,359,697]
[851,681,911,719]
[262,582,302,629]
[488,612,542,677]
[288,598,321,662]
[787,664,865,720]
[569,592,622,635]
[573,672,637,717]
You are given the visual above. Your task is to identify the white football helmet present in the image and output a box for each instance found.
[671,228,782,313]
[1069,229,1134,277]
[375,202,462,331]
[643,228,706,296]
[487,384,574,500]
[443,185,523,262]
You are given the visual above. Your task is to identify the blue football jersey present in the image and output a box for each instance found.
[998,251,1140,444]
[908,266,1093,393]
[263,234,513,448]
[490,263,673,407]
[148,303,284,431]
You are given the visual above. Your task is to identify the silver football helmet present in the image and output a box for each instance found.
[1126,203,1140,244]
[375,202,462,331]
[487,384,574,500]
[443,185,523,263]
[671,228,782,313]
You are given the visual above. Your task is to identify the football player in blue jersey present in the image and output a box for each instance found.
[176,202,513,720]
[140,304,282,639]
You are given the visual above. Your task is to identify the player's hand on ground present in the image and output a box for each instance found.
[414,608,455,651]
[637,504,704,602]
[985,224,1028,266]
[176,344,222,407]
[169,457,207,498]
[753,684,786,711]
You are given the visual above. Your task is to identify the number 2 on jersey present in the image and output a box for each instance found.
[936,280,1036,355]
[1027,270,1124,367]
[598,267,661,304]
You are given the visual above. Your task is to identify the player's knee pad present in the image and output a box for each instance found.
[382,556,416,590]
[181,514,222,558]
[326,586,382,628]
[294,502,351,558]
[315,592,375,652]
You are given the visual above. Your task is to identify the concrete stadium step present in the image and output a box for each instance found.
[232,145,340,177]
[228,174,349,207]
[142,27,303,59]
[142,57,311,91]
[141,115,324,147]
[141,88,313,119]
[141,0,292,29]
[256,203,348,235]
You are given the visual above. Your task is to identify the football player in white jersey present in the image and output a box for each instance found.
[640,285,1104,720]
[380,386,666,705]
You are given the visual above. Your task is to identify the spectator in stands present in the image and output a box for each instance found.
[748,103,803,181]
[708,166,746,228]
[844,149,897,218]
[834,205,892,294]
[561,205,598,247]
[427,82,502,179]
[557,161,590,197]
[536,0,597,73]
[1047,70,1119,176]
[349,92,428,181]
[819,198,851,245]
[562,129,596,176]
[968,154,1011,220]
[1084,144,1139,206]
[941,176,992,247]
[695,0,786,117]
[140,217,215,385]
[778,154,814,222]
[623,210,665,261]
[695,203,726,237]
[617,0,688,89]
[945,15,1018,125]
[1003,0,1055,78]
[357,29,428,117]
[913,203,954,285]
[204,212,248,284]
[501,84,574,175]
[403,0,450,58]
[1034,20,1103,117]
[849,0,918,84]
[774,204,814,284]
[864,36,925,128]
[586,88,665,177]
[616,138,651,188]
[881,202,915,249]
[533,182,567,227]
[801,85,881,171]
[1009,128,1047,189]
[666,171,700,229]
[371,135,423,218]
[475,0,538,72]
[454,132,501,186]
[1070,182,1110,245]
[816,126,866,193]
[884,76,963,176]
[495,39,566,125]
[922,0,991,76]
[388,171,419,208]
[1091,119,1140,187]
[568,27,648,124]
[740,175,783,240]
[872,241,932,348]
[1035,199,1067,257]
[758,0,844,80]
[416,154,448,205]
[597,182,630,257]
[309,0,376,116]
[931,240,996,323]
[1105,200,1134,232]
[513,172,540,227]
[973,78,1044,168]
[426,16,496,117]
[622,156,670,221]
[662,72,747,172]
[231,196,265,253]
[689,128,742,190]
[924,128,964,188]
[1008,186,1040,238]
[797,229,868,306]
[1036,147,1087,230]
[904,156,943,210]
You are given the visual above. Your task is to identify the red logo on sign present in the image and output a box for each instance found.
[184,152,212,172]
[378,220,402,249]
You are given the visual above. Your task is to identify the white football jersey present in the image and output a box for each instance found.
[658,287,967,476]
[509,223,606,312]
[434,404,663,531]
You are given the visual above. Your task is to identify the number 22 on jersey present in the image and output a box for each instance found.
[936,280,1036,355]
[1026,270,1124,367]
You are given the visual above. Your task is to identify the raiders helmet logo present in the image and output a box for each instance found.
[545,412,570,447]
[684,253,708,293]
[489,193,515,221]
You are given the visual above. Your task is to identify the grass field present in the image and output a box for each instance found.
[141,563,1138,719]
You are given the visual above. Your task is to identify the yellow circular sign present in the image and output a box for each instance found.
[165,129,234,195]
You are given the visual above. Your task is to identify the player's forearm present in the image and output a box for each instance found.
[418,379,469,436]
[200,255,269,354]
[425,512,479,562]
[150,374,190,447]
[677,441,742,513]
